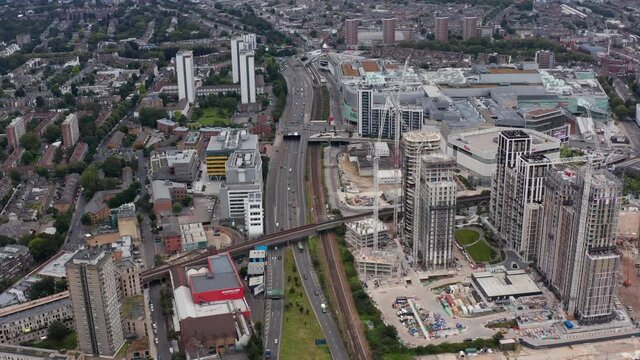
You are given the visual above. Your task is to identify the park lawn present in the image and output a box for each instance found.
[280,248,331,360]
[465,241,496,263]
[197,107,232,127]
[454,229,480,246]
[29,332,77,351]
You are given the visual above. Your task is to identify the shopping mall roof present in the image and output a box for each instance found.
[447,127,560,161]
[361,60,381,73]
[341,63,359,77]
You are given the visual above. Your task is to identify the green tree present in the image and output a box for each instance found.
[181,196,193,207]
[80,165,104,196]
[28,237,60,262]
[26,276,56,299]
[8,170,21,184]
[21,150,38,165]
[47,321,69,341]
[154,255,166,266]
[173,203,183,214]
[614,104,629,118]
[20,132,41,151]
[54,209,73,234]
[138,108,168,127]
[101,156,125,178]
[81,213,92,225]
[43,125,61,143]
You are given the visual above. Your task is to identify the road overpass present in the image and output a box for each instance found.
[141,193,490,283]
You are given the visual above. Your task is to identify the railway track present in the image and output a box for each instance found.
[308,144,373,360]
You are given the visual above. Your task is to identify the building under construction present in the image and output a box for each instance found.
[346,218,390,249]
[401,130,442,248]
[354,248,400,278]
[415,154,457,271]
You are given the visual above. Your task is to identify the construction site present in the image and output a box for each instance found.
[324,130,640,349]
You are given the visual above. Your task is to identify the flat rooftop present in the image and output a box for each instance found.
[180,223,207,244]
[342,63,359,77]
[206,129,258,154]
[38,251,76,278]
[487,68,537,74]
[448,127,560,160]
[228,150,259,169]
[472,269,542,299]
[174,285,249,320]
[361,60,380,73]
[189,254,241,294]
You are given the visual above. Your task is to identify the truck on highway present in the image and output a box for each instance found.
[321,303,327,313]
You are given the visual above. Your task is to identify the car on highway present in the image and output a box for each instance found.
[154,337,159,344]
[274,338,278,344]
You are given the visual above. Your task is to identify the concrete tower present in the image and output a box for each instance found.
[239,50,256,104]
[462,17,478,41]
[382,18,396,45]
[435,17,449,42]
[345,19,359,46]
[415,154,457,270]
[66,249,124,357]
[401,130,442,248]
[176,50,195,104]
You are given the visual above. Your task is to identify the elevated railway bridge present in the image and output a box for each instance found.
[141,194,489,283]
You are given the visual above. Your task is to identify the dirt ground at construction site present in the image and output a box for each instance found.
[618,242,640,314]
[338,153,397,193]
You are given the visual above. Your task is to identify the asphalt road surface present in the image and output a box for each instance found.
[263,58,348,359]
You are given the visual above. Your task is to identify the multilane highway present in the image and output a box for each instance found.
[262,58,339,358]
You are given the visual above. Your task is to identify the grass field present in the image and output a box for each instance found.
[195,107,232,127]
[465,241,496,262]
[29,332,77,351]
[280,248,331,360]
[454,229,480,246]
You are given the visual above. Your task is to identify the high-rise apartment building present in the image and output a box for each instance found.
[490,130,532,244]
[345,19,359,46]
[535,50,555,69]
[240,50,256,104]
[401,130,442,247]
[490,131,551,262]
[6,116,26,150]
[176,50,195,104]
[357,89,423,138]
[537,169,621,324]
[382,18,396,45]
[462,17,478,41]
[231,38,245,84]
[66,249,124,357]
[231,34,257,84]
[435,17,449,42]
[415,154,457,270]
[61,113,79,148]
[506,153,551,262]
